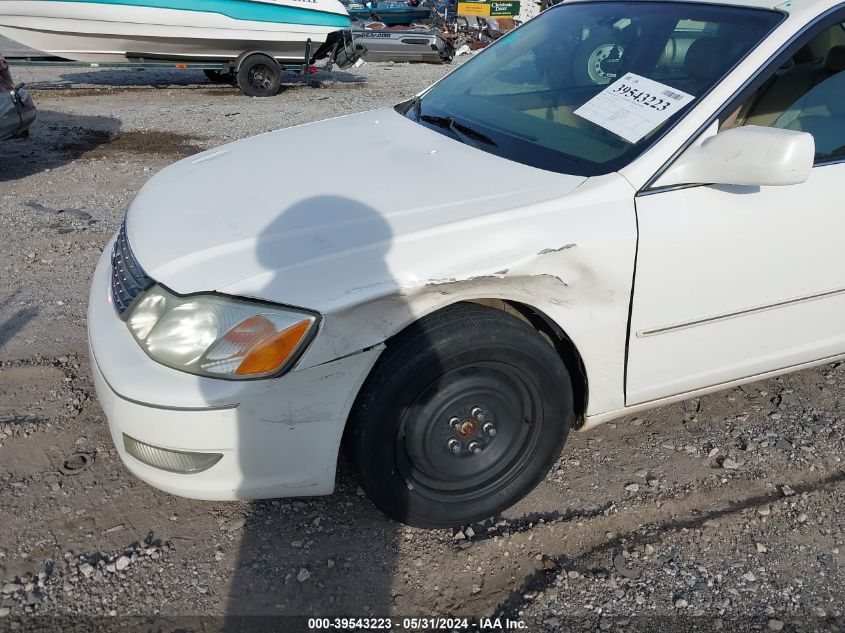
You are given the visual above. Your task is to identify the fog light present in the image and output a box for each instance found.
[123,435,222,474]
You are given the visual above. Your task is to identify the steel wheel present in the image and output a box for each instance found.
[250,65,274,91]
[572,28,624,86]
[397,363,543,502]
[586,43,624,84]
[236,54,282,97]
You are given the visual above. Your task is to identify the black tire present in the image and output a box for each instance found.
[346,302,573,528]
[236,54,282,97]
[204,69,236,85]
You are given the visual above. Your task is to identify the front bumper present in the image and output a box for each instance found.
[88,241,382,500]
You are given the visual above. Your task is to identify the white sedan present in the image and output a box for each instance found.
[89,0,845,528]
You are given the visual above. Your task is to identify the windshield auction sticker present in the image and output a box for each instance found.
[574,73,695,144]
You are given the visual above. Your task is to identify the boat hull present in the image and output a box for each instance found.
[0,1,351,63]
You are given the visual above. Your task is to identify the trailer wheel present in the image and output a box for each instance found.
[204,69,236,85]
[237,54,282,97]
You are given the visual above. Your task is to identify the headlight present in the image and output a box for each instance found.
[126,285,318,379]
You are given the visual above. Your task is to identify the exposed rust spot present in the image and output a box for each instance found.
[457,419,477,438]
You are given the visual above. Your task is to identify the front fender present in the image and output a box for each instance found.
[233,173,638,416]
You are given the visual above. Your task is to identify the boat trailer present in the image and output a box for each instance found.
[5,34,362,97]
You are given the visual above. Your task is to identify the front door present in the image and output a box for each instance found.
[626,20,845,405]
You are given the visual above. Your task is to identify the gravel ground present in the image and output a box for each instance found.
[1,37,844,633]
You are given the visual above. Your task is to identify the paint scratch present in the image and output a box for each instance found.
[537,243,577,256]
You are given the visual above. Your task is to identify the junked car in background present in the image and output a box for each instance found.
[90,0,845,528]
[0,54,36,141]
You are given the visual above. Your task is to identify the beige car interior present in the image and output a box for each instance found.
[721,22,845,159]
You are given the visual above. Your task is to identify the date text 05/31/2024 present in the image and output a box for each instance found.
[307,617,528,630]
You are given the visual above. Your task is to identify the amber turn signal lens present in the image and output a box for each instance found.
[235,319,312,376]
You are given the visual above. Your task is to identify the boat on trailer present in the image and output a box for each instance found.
[0,0,361,94]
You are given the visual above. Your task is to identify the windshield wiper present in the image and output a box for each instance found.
[420,114,498,147]
[410,95,497,147]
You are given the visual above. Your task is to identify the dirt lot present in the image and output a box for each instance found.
[1,48,844,633]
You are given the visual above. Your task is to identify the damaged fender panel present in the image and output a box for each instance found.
[223,173,639,416]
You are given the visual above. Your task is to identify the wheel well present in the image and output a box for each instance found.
[465,300,588,425]
[233,50,279,71]
[344,299,589,450]
[372,299,588,425]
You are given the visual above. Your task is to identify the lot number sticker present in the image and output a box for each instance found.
[574,73,695,144]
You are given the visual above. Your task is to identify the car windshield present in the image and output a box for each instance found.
[402,1,783,176]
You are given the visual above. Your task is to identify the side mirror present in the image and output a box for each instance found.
[655,125,815,188]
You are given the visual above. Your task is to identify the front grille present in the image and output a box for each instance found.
[111,221,153,318]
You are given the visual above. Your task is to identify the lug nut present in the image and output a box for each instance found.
[468,441,482,455]
[449,416,461,430]
[447,439,461,455]
[471,407,488,423]
[483,422,497,437]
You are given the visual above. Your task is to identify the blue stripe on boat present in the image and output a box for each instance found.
[36,0,350,28]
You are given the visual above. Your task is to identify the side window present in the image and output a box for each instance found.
[720,22,845,163]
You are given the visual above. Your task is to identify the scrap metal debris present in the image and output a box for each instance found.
[60,452,94,475]
[342,0,520,64]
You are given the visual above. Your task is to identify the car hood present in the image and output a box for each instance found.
[126,107,587,310]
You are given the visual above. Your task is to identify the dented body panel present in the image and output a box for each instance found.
[126,108,638,415]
